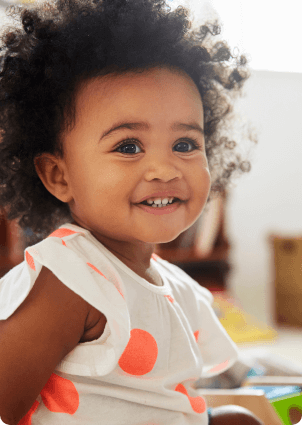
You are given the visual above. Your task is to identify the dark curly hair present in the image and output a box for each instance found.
[0,0,256,245]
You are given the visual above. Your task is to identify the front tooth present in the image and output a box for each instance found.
[146,197,171,205]
[153,198,162,205]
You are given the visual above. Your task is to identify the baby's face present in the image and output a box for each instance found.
[62,66,211,245]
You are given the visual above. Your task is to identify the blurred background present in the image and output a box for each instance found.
[1,0,302,414]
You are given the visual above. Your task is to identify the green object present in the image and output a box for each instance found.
[245,386,302,425]
[271,394,302,425]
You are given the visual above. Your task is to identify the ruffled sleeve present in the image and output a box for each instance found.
[183,276,239,377]
[0,227,131,377]
[152,258,238,378]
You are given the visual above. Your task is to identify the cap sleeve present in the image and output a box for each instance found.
[0,230,131,377]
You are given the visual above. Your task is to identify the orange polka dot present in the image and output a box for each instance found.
[87,262,108,279]
[208,359,229,374]
[175,383,206,414]
[48,228,78,238]
[40,373,79,414]
[87,263,124,299]
[62,240,67,247]
[25,251,35,271]
[151,253,161,261]
[118,329,158,375]
[18,400,39,425]
[194,330,199,342]
[164,295,174,303]
[116,288,124,298]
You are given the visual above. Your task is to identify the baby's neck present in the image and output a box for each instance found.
[70,220,157,282]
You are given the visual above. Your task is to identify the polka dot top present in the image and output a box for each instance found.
[0,223,238,425]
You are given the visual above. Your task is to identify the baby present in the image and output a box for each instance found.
[0,0,262,424]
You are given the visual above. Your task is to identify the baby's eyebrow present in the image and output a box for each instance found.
[99,121,204,141]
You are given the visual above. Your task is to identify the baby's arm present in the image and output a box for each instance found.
[210,405,264,425]
[0,266,105,425]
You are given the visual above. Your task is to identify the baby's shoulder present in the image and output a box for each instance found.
[28,265,91,335]
[0,265,91,423]
[33,264,107,343]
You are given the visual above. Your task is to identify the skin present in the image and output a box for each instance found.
[35,66,211,282]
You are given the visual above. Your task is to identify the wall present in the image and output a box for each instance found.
[226,70,302,326]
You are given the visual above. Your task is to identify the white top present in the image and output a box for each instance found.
[0,223,238,424]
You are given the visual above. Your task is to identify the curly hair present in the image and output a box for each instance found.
[0,0,256,244]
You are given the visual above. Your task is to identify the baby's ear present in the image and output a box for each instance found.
[34,153,73,203]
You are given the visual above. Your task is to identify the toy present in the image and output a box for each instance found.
[246,386,302,425]
[212,291,277,343]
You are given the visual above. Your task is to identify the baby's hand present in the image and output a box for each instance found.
[210,405,264,425]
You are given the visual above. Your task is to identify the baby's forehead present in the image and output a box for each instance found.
[75,66,202,104]
[63,66,204,142]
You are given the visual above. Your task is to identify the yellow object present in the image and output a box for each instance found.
[212,291,278,343]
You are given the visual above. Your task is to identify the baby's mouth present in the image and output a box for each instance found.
[139,198,181,208]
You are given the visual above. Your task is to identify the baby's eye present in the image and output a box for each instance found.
[175,139,201,152]
[115,139,140,153]
[114,137,202,155]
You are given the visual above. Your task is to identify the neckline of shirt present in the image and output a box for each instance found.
[60,223,171,294]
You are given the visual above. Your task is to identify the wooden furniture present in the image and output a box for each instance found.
[199,388,283,425]
[268,234,302,327]
[154,192,231,290]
